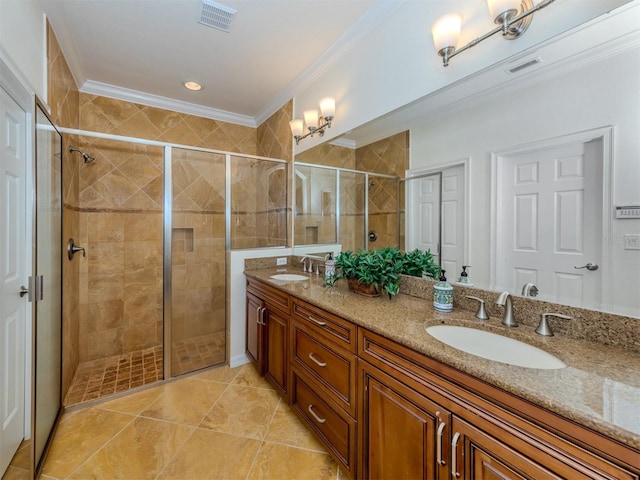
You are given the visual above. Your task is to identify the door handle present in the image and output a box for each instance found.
[19,285,30,298]
[574,263,599,271]
[436,420,446,465]
[451,432,461,478]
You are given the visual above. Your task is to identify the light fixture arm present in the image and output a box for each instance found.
[439,0,555,67]
[293,115,333,145]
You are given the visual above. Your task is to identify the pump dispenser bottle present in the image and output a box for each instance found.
[433,270,453,312]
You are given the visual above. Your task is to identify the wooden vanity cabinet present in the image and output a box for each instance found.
[246,278,290,397]
[289,298,358,477]
[358,327,639,480]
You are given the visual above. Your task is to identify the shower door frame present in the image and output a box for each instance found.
[59,127,288,380]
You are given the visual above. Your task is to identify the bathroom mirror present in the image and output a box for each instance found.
[292,14,640,319]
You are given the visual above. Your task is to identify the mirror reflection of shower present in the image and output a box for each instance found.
[68,146,95,163]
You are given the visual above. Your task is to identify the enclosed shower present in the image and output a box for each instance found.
[62,131,287,406]
[294,162,403,252]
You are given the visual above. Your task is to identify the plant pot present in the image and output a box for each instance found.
[347,277,380,297]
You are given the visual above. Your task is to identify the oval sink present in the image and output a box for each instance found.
[425,325,566,369]
[270,273,309,282]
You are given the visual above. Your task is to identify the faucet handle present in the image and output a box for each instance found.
[536,312,572,336]
[466,296,489,320]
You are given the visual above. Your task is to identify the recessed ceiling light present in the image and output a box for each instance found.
[183,80,203,91]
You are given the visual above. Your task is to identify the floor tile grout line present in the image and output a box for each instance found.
[57,410,138,480]
[152,424,198,480]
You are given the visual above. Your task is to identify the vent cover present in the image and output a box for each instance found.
[507,57,543,75]
[199,0,237,33]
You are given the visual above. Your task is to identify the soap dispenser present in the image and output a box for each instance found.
[324,252,335,277]
[456,265,474,287]
[433,270,453,312]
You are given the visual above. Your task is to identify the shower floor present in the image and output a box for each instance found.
[64,345,163,407]
[64,332,226,407]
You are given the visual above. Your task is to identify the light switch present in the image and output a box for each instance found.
[623,234,640,250]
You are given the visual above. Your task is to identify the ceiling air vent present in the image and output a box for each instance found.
[506,57,543,75]
[199,0,237,33]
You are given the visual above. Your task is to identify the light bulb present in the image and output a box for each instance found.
[432,14,462,53]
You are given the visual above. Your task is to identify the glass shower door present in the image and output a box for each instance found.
[34,100,62,470]
[170,148,226,376]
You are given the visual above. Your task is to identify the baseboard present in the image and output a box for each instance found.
[230,354,250,368]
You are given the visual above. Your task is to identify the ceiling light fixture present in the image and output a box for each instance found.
[432,0,555,67]
[289,97,335,145]
[183,80,203,91]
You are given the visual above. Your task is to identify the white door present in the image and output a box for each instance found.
[497,140,602,308]
[407,173,440,263]
[440,165,465,280]
[0,87,27,474]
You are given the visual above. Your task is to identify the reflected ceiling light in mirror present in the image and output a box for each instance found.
[290,97,335,145]
[432,0,556,67]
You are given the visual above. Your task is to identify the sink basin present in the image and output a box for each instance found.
[425,325,566,369]
[269,273,309,282]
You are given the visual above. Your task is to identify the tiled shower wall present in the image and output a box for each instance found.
[48,23,80,396]
[77,140,164,361]
[356,132,408,250]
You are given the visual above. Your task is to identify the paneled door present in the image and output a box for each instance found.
[406,173,441,263]
[496,139,602,308]
[0,86,27,476]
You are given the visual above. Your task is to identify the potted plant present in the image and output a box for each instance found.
[327,247,439,299]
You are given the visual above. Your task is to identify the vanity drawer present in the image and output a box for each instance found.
[291,322,357,415]
[246,277,291,315]
[291,299,357,353]
[291,371,356,476]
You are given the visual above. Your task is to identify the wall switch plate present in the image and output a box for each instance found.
[276,257,287,266]
[624,234,640,250]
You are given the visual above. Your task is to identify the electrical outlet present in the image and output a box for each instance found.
[276,257,287,266]
[624,234,640,250]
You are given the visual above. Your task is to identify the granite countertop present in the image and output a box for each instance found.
[245,268,640,450]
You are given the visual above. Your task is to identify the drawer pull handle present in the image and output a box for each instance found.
[451,432,461,478]
[436,421,446,465]
[307,405,326,424]
[256,306,262,325]
[308,352,327,367]
[308,316,327,327]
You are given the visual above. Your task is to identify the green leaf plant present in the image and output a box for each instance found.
[331,247,440,299]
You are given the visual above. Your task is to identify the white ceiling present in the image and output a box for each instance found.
[41,0,403,126]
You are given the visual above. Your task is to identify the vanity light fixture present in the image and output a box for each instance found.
[289,97,335,145]
[183,80,203,91]
[432,0,555,67]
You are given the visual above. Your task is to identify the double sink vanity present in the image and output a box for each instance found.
[244,263,639,479]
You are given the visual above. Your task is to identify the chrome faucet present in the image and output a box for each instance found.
[496,292,518,327]
[301,257,308,272]
[521,283,539,297]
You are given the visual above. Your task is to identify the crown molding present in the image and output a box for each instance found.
[80,80,257,127]
[254,0,409,126]
[330,138,356,149]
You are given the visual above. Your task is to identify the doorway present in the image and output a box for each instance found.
[492,130,611,309]
[406,163,466,277]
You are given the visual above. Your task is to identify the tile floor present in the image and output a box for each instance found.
[64,346,164,407]
[30,364,343,480]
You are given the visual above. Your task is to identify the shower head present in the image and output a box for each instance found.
[68,146,95,163]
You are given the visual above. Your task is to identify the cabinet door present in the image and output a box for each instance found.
[451,417,561,480]
[360,362,450,480]
[246,292,264,373]
[264,306,288,397]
